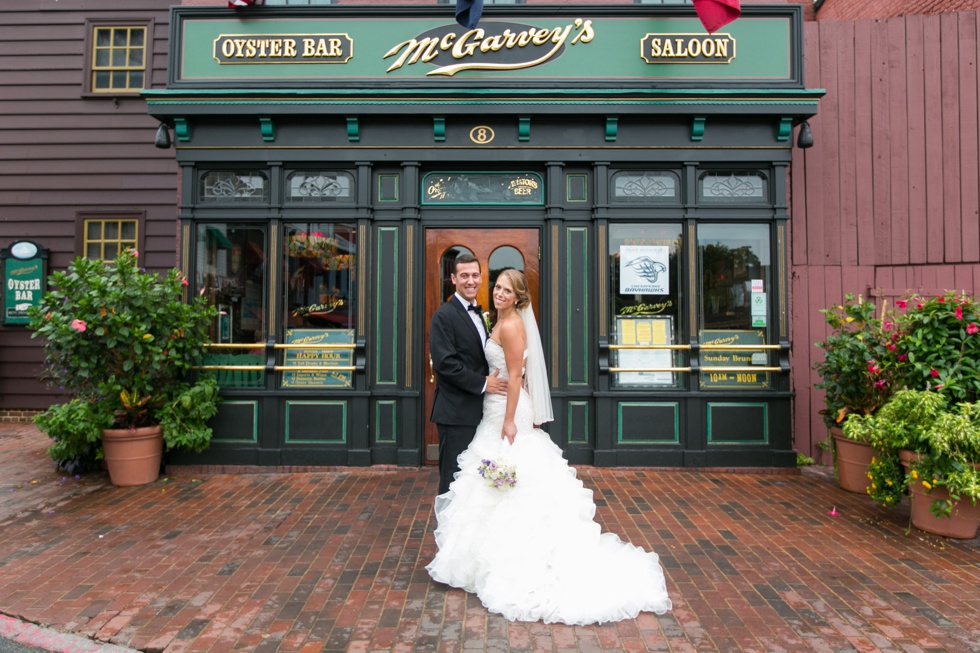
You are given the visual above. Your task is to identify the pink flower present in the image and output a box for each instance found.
[938,296,945,303]
[968,323,979,335]
[886,343,897,351]
[898,353,908,362]
[867,362,881,374]
[70,319,86,332]
[935,384,944,390]
[883,320,893,330]
[955,306,963,321]
[896,300,908,309]
[930,368,939,378]
[45,312,51,320]
[874,380,887,389]
[182,278,189,287]
[917,303,924,309]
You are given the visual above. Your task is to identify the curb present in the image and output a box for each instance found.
[0,615,138,653]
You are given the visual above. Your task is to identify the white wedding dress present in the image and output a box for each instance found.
[426,339,672,625]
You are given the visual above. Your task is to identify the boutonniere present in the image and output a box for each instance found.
[482,311,492,333]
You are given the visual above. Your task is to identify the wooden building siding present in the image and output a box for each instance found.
[0,1,176,411]
[791,10,980,460]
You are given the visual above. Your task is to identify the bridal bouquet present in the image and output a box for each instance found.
[478,458,517,490]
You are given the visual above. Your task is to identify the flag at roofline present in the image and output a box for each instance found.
[692,0,741,34]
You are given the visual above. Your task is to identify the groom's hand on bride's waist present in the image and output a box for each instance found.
[485,371,508,396]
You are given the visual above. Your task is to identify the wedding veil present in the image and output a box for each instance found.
[519,304,554,424]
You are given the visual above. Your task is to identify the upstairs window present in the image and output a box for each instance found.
[89,25,148,94]
[83,217,139,260]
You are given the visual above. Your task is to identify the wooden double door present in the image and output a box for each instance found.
[422,228,540,463]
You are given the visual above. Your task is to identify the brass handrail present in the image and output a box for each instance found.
[700,366,782,373]
[272,365,357,372]
[273,344,357,350]
[609,367,693,373]
[607,344,692,350]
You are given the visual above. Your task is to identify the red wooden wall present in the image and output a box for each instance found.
[791,10,980,460]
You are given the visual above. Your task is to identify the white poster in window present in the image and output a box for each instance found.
[620,245,669,295]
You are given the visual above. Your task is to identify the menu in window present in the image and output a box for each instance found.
[615,316,673,386]
[281,328,354,388]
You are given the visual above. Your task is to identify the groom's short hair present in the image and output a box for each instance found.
[453,253,480,273]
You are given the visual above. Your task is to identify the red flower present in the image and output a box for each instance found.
[955,306,963,321]
[896,300,908,309]
[938,296,945,303]
[930,368,940,378]
[886,343,897,351]
[874,380,887,389]
[968,323,979,335]
[897,354,908,362]
[867,362,881,374]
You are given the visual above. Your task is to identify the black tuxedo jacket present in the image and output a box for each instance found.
[429,297,488,426]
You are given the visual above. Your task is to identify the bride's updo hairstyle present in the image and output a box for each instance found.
[498,268,531,311]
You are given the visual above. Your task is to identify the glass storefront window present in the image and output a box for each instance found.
[282,223,357,388]
[697,224,772,389]
[196,224,268,388]
[608,224,684,389]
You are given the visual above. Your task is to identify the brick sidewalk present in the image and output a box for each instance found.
[1,424,978,653]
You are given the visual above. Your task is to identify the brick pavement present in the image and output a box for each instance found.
[1,424,979,653]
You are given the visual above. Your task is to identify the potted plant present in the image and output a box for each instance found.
[813,294,894,493]
[27,248,220,485]
[849,389,980,538]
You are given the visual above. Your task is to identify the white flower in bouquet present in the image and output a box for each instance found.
[478,458,517,490]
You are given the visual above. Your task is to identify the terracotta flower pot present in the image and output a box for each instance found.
[101,425,164,486]
[900,450,980,539]
[832,429,874,494]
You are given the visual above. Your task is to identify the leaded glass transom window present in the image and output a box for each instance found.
[611,171,679,203]
[285,171,354,202]
[698,171,768,203]
[200,171,269,203]
[422,172,543,205]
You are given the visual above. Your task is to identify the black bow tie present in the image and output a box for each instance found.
[468,304,483,314]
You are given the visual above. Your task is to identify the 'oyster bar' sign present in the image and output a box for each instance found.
[174,12,795,84]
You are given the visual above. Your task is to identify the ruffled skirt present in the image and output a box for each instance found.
[426,391,672,625]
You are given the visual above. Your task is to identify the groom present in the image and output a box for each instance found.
[429,253,507,494]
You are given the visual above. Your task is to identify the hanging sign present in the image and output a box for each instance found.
[1,240,47,326]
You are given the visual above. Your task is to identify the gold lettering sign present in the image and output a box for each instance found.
[640,33,735,64]
[383,19,594,77]
[213,34,353,64]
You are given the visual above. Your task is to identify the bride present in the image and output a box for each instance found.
[426,269,672,625]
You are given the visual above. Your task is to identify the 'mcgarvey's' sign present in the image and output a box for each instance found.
[172,11,797,84]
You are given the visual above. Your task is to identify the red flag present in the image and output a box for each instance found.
[692,0,740,34]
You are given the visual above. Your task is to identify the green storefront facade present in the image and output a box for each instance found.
[147,4,821,468]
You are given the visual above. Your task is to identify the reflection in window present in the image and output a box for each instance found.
[698,224,771,389]
[611,171,679,203]
[285,171,353,202]
[608,224,684,388]
[285,224,356,330]
[200,171,269,203]
[488,246,524,302]
[699,171,767,202]
[196,225,267,388]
